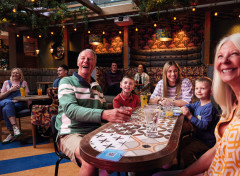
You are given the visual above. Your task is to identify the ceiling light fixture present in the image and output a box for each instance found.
[156,29,172,41]
[89,34,102,45]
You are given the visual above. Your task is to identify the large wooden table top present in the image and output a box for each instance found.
[80,107,184,172]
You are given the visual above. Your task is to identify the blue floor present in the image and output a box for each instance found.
[0,153,70,175]
[0,140,127,175]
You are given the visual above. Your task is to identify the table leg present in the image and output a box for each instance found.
[32,124,36,148]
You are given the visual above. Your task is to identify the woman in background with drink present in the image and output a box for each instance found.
[149,61,193,107]
[134,64,151,94]
[0,68,29,144]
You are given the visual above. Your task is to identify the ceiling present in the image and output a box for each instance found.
[60,0,240,32]
[6,0,239,35]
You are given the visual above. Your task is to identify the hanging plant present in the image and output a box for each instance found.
[133,0,198,15]
[0,0,88,36]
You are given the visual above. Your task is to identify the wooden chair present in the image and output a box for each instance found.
[31,87,58,148]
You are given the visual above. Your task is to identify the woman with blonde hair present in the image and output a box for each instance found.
[149,61,193,107]
[178,33,240,175]
[0,68,29,144]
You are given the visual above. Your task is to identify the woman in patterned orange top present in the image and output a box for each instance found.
[178,33,240,176]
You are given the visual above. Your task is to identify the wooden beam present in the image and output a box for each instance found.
[64,28,69,66]
[123,26,129,68]
[204,11,211,65]
[76,0,102,14]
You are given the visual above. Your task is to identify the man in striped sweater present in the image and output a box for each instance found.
[55,49,131,176]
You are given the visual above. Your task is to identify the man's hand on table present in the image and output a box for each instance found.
[101,108,131,123]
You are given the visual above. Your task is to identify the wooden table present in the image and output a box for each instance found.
[13,95,50,101]
[80,107,184,172]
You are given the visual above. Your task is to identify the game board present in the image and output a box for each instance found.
[90,107,178,156]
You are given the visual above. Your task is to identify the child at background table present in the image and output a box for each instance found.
[179,77,219,168]
[113,76,139,109]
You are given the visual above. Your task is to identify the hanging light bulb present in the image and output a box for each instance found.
[174,16,177,20]
[27,36,30,39]
[51,32,54,35]
[36,49,40,55]
[88,30,91,34]
[214,12,218,16]
[74,28,77,31]
[135,28,138,32]
[16,34,19,37]
[192,7,196,12]
[119,31,122,34]
[39,34,42,38]
[102,31,105,35]
[154,23,157,27]
[13,7,16,13]
[62,25,65,29]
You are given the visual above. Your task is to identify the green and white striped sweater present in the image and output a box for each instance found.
[55,72,107,136]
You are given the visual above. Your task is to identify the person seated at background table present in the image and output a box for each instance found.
[179,77,219,168]
[113,75,140,109]
[134,64,151,94]
[177,33,240,176]
[53,64,69,88]
[0,68,29,144]
[149,61,193,107]
[55,49,131,176]
[106,62,123,95]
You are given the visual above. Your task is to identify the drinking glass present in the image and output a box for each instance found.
[20,87,25,97]
[37,85,42,96]
[140,94,148,108]
[165,99,173,117]
[120,106,132,115]
[144,106,159,138]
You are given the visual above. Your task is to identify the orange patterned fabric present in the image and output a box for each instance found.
[31,87,58,127]
[205,104,240,176]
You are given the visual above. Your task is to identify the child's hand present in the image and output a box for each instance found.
[181,106,192,120]
[181,106,189,115]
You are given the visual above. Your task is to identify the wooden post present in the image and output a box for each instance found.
[123,26,129,68]
[63,28,69,66]
[135,28,138,50]
[8,31,17,68]
[204,11,211,65]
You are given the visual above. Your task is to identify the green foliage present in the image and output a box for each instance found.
[134,0,197,14]
[0,0,87,36]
